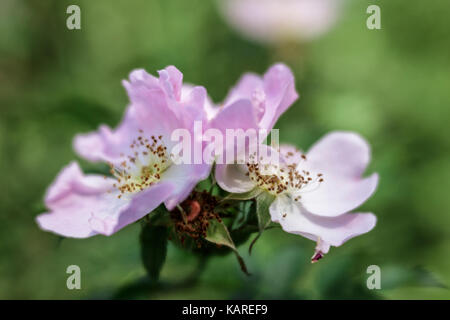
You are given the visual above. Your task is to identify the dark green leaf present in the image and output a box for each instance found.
[256,192,275,231]
[205,219,250,275]
[140,224,168,282]
[249,192,275,254]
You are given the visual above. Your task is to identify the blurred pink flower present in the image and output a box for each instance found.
[216,132,378,259]
[219,0,341,44]
[37,66,211,238]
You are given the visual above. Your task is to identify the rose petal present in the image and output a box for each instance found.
[158,65,183,101]
[300,173,378,217]
[37,162,174,238]
[305,131,372,178]
[215,163,255,194]
[270,195,376,249]
[223,73,263,107]
[209,99,259,134]
[298,131,378,216]
[162,163,212,210]
[220,63,298,132]
[259,63,299,131]
[73,106,140,163]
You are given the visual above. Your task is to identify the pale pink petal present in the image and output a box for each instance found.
[162,163,212,210]
[44,162,113,208]
[75,66,184,164]
[299,131,378,216]
[180,85,208,129]
[223,73,263,107]
[258,63,299,131]
[37,162,174,238]
[305,131,372,178]
[122,78,182,139]
[209,99,259,134]
[215,163,255,194]
[182,84,217,122]
[270,195,376,249]
[220,64,298,132]
[300,173,378,217]
[158,65,183,101]
[73,106,140,163]
[128,68,159,88]
[111,182,174,234]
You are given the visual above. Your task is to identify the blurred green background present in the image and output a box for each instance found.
[0,0,449,299]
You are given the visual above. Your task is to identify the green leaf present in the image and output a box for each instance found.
[231,201,254,231]
[205,219,250,275]
[205,219,235,249]
[221,187,263,202]
[256,192,275,230]
[140,224,168,282]
[146,204,171,226]
[249,192,275,254]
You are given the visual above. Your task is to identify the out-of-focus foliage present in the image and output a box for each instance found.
[0,0,449,299]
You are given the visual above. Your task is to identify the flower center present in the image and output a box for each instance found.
[109,133,171,198]
[246,154,324,199]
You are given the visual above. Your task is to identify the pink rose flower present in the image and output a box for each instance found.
[37,66,211,238]
[215,132,379,260]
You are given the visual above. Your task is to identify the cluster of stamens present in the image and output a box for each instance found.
[109,131,170,198]
[245,151,324,199]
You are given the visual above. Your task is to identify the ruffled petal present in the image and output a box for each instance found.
[179,85,208,129]
[269,195,376,249]
[220,64,298,132]
[75,78,183,165]
[44,162,113,208]
[209,99,259,134]
[74,106,141,163]
[223,73,263,107]
[259,63,299,131]
[158,65,183,101]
